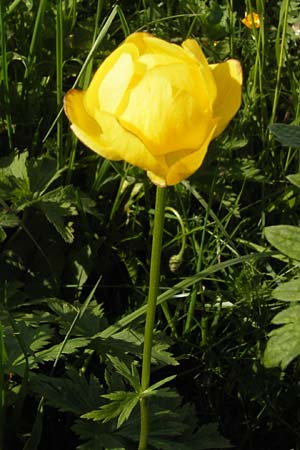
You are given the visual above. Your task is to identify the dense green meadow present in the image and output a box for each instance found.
[2,0,300,449]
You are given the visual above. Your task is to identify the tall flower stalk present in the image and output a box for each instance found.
[138,186,167,450]
[64,30,242,449]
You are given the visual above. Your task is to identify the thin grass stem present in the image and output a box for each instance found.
[23,0,47,83]
[270,0,290,123]
[56,0,64,168]
[0,1,13,151]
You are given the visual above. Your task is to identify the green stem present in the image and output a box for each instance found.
[56,0,64,168]
[138,186,167,450]
[270,0,289,124]
[0,0,13,151]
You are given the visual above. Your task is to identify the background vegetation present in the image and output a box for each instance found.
[1,0,300,449]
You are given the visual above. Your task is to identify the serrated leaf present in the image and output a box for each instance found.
[73,419,126,450]
[287,173,300,189]
[5,322,54,374]
[50,299,107,338]
[0,151,31,202]
[0,151,30,190]
[38,186,77,243]
[27,155,62,194]
[30,368,103,415]
[151,342,179,366]
[264,305,300,369]
[264,225,300,260]
[269,123,300,147]
[272,278,300,301]
[83,391,139,429]
[107,355,140,392]
[35,337,90,363]
[191,423,233,449]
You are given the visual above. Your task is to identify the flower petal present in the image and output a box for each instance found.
[64,89,123,159]
[84,43,140,116]
[210,59,243,138]
[125,32,196,68]
[64,89,168,179]
[119,64,213,155]
[182,39,217,105]
[164,125,216,185]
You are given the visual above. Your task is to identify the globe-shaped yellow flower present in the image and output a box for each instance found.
[64,32,242,186]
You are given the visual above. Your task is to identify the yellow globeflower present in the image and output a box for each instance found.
[64,32,242,186]
[242,12,260,29]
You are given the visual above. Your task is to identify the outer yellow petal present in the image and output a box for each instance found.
[210,59,242,138]
[64,89,168,179]
[120,64,212,155]
[84,43,140,116]
[147,124,217,186]
[125,32,197,67]
[182,39,217,105]
[64,89,122,159]
[164,125,216,185]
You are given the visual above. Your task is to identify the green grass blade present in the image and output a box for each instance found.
[0,1,13,151]
[24,0,48,81]
[270,0,290,123]
[116,5,131,36]
[56,0,64,168]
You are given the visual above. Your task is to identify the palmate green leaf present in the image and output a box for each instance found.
[151,341,179,367]
[0,151,30,201]
[146,406,232,450]
[121,395,193,448]
[9,335,90,375]
[31,368,103,415]
[37,186,77,243]
[190,423,233,449]
[269,123,300,147]
[5,322,54,374]
[50,299,107,338]
[73,419,127,450]
[272,278,300,301]
[83,390,139,429]
[264,305,300,369]
[35,337,90,363]
[109,329,178,367]
[26,155,63,194]
[107,355,140,392]
[264,225,300,260]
